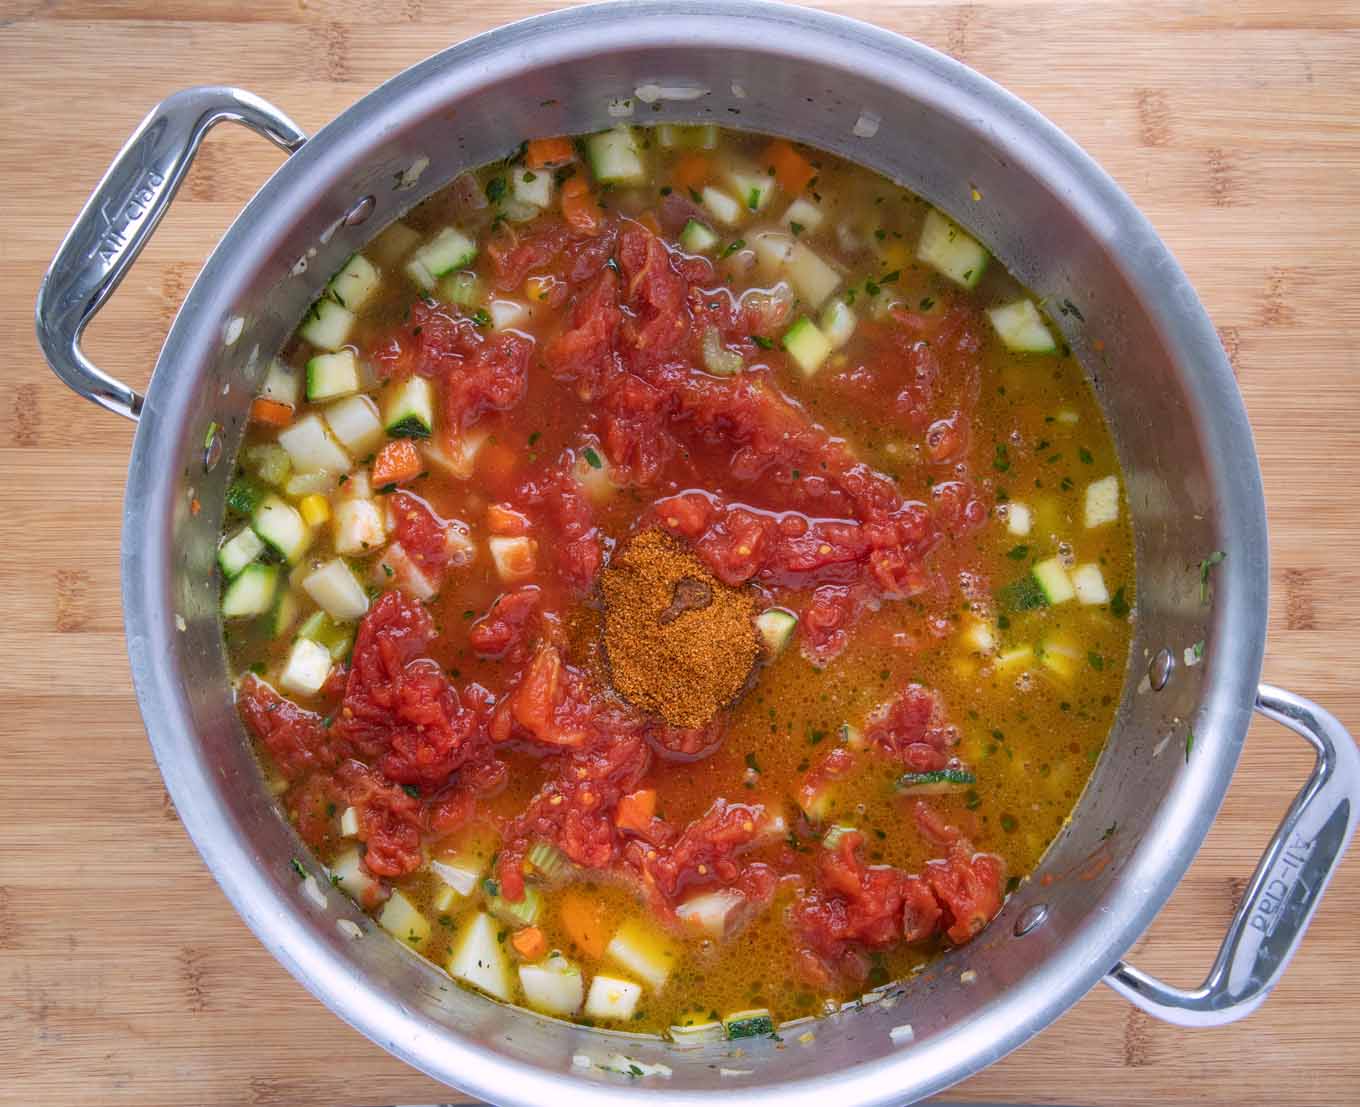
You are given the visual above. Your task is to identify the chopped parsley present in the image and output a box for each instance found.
[750,334,774,350]
[582,446,603,469]
[1185,728,1195,762]
[289,858,306,879]
[789,221,805,237]
[993,443,1011,472]
[485,176,507,203]
[722,238,746,258]
[1110,586,1130,618]
[1078,446,1094,465]
[1006,544,1030,561]
[1199,550,1226,604]
[471,307,492,327]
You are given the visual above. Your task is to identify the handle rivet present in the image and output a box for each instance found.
[344,195,376,226]
[1014,903,1048,937]
[1149,647,1175,691]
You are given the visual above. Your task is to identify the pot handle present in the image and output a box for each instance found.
[1104,683,1360,1026]
[34,87,307,423]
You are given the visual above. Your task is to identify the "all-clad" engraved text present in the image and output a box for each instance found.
[94,169,166,265]
[1249,831,1315,937]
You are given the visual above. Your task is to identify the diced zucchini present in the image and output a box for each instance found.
[378,889,431,948]
[782,316,833,376]
[329,847,382,903]
[781,196,825,234]
[243,442,292,487]
[488,298,530,331]
[786,242,840,309]
[439,270,484,309]
[897,768,977,795]
[489,535,537,583]
[226,477,266,517]
[675,889,745,940]
[306,349,360,402]
[700,186,743,227]
[605,918,678,990]
[519,954,585,1017]
[585,126,646,185]
[512,167,554,209]
[1071,563,1110,605]
[527,841,572,881]
[583,974,643,1021]
[299,297,355,351]
[987,298,1057,354]
[260,359,300,407]
[916,207,989,289]
[447,911,512,1001]
[251,494,313,565]
[1032,557,1076,605]
[657,123,717,149]
[488,885,543,928]
[218,526,264,579]
[1084,475,1120,529]
[724,166,775,213]
[328,254,381,312]
[221,562,278,619]
[333,498,386,556]
[819,299,856,349]
[296,610,354,660]
[323,394,384,457]
[723,1008,774,1040]
[277,413,352,475]
[1007,502,1033,537]
[372,541,438,601]
[303,559,370,622]
[668,1018,726,1047]
[679,219,720,255]
[406,227,478,289]
[339,805,360,837]
[267,588,300,639]
[755,608,797,656]
[382,376,435,440]
[821,824,857,850]
[278,636,332,696]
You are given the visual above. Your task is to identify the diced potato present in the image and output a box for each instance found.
[1006,502,1032,537]
[489,535,537,583]
[1071,563,1110,605]
[583,974,643,1020]
[447,911,512,1001]
[303,558,370,621]
[339,805,360,837]
[605,918,679,990]
[519,954,585,1017]
[378,889,431,948]
[333,498,386,556]
[329,847,382,903]
[279,637,332,696]
[1085,475,1120,528]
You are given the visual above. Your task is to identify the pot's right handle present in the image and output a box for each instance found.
[34,87,307,423]
[1104,684,1359,1026]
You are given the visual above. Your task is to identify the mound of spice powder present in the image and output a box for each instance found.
[601,529,759,729]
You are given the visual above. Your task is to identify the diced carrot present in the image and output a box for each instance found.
[372,439,422,486]
[249,396,294,427]
[525,136,576,170]
[615,789,656,834]
[558,887,609,959]
[561,177,604,234]
[671,152,711,193]
[487,502,531,537]
[510,925,549,960]
[764,139,815,195]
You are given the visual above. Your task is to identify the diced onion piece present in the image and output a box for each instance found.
[1071,563,1110,605]
[278,413,352,475]
[422,429,488,480]
[489,535,537,583]
[519,954,585,1017]
[675,889,746,939]
[605,918,678,990]
[303,558,370,621]
[701,186,744,227]
[584,974,643,1020]
[329,848,382,903]
[819,299,856,349]
[489,298,531,331]
[323,394,385,457]
[279,637,332,696]
[432,884,457,913]
[378,889,431,948]
[751,229,795,278]
[339,805,360,837]
[447,911,512,1001]
[431,856,483,898]
[372,541,438,601]
[755,608,798,656]
[1085,475,1120,529]
[987,298,1057,354]
[333,499,387,556]
[1007,502,1033,537]
[513,168,554,210]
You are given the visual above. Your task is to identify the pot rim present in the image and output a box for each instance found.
[120,2,1269,1103]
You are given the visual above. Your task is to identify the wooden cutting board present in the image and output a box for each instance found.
[3,1,1357,1103]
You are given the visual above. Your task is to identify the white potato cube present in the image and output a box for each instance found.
[279,637,332,696]
[1071,563,1111,606]
[378,889,431,948]
[1006,502,1032,536]
[584,974,643,1021]
[303,558,371,621]
[333,498,387,556]
[1085,475,1120,529]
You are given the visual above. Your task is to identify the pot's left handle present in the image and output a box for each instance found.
[35,87,307,422]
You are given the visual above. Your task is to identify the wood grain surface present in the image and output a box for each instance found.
[3,1,1358,1103]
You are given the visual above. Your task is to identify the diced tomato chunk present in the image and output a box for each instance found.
[469,587,542,662]
[926,842,1006,944]
[864,683,958,772]
[237,674,339,781]
[338,760,425,878]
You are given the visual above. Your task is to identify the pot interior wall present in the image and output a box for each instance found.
[135,4,1266,1101]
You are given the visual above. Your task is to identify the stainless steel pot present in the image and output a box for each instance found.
[34,2,1360,1103]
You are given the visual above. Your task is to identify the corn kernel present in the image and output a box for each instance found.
[299,493,331,526]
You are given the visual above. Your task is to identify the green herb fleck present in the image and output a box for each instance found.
[722,238,746,258]
[1185,728,1195,762]
[402,784,420,799]
[1078,446,1094,465]
[289,858,306,879]
[1199,550,1226,604]
[1110,586,1130,618]
[1088,651,1105,671]
[1006,544,1029,561]
[750,334,774,350]
[789,221,805,237]
[471,308,492,327]
[582,446,603,469]
[485,176,507,203]
[993,443,1011,473]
